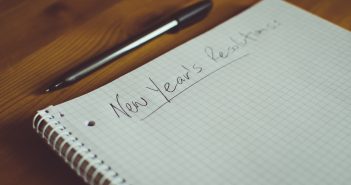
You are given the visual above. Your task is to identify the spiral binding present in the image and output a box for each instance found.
[33,109,128,185]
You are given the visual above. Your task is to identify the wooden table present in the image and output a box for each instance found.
[0,0,350,184]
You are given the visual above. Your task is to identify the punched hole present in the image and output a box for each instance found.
[84,120,95,127]
[59,112,64,117]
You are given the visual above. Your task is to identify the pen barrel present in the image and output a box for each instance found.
[171,0,212,31]
[46,1,212,92]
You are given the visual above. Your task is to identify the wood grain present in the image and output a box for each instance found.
[0,0,350,184]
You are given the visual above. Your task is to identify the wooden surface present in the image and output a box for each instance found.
[0,0,350,184]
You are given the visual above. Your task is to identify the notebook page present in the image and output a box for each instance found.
[50,1,351,185]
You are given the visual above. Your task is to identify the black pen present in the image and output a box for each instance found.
[45,0,212,92]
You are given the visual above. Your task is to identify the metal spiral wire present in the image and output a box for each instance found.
[33,109,127,185]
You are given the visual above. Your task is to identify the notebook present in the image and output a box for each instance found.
[33,1,351,185]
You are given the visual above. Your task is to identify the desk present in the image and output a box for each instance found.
[0,0,350,184]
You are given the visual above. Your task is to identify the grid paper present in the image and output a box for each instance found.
[49,1,351,185]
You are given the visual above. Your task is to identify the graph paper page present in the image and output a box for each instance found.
[49,1,351,185]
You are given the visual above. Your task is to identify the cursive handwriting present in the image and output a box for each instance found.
[110,93,148,118]
[108,20,280,121]
[109,64,203,119]
[146,64,203,100]
[205,20,281,62]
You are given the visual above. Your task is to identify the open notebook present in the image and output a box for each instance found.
[33,1,351,185]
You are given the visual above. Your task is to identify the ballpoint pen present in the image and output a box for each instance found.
[45,0,212,92]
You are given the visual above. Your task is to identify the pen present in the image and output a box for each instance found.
[45,0,212,92]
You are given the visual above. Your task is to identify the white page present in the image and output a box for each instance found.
[49,1,351,185]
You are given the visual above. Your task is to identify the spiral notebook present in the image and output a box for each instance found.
[33,1,351,185]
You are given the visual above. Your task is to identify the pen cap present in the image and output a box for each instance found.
[170,0,212,32]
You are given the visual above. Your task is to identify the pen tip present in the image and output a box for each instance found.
[45,81,65,93]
